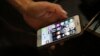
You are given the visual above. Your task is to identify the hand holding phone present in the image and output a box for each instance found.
[37,15,82,48]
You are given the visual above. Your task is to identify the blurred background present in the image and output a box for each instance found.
[0,0,100,56]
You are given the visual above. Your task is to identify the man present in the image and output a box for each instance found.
[0,0,67,55]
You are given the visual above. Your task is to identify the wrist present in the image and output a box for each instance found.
[8,0,34,13]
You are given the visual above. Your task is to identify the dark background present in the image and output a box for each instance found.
[0,0,100,56]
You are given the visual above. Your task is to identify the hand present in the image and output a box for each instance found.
[22,1,68,30]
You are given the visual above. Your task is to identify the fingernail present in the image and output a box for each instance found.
[62,15,68,19]
[62,10,67,14]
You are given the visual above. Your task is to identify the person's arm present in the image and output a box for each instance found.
[7,0,67,30]
[7,0,33,13]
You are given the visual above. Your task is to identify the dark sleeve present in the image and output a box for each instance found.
[0,0,34,31]
[0,0,36,47]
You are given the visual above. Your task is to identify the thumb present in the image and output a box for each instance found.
[47,4,68,19]
[54,4,67,19]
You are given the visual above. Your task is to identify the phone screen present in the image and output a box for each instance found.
[38,17,77,46]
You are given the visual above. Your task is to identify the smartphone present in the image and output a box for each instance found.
[37,15,81,48]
